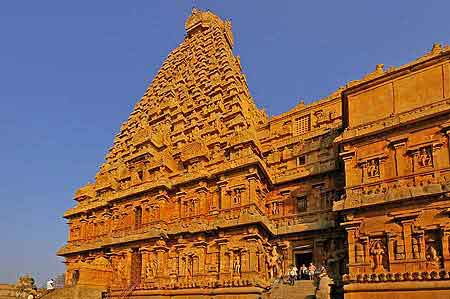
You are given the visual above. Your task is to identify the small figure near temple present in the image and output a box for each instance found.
[300,264,308,280]
[308,263,317,280]
[288,264,298,285]
[46,279,55,291]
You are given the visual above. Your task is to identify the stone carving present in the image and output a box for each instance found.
[418,147,433,167]
[266,246,283,280]
[145,257,158,280]
[370,240,386,272]
[426,243,440,266]
[366,159,380,178]
[232,254,241,276]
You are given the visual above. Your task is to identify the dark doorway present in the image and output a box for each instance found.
[295,251,313,267]
[130,248,142,285]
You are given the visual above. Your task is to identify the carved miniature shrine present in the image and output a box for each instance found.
[58,9,450,299]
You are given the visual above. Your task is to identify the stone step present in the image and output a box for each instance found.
[265,280,316,299]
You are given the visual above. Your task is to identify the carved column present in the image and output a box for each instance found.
[195,183,208,215]
[246,168,258,205]
[176,191,186,218]
[441,226,450,271]
[217,178,229,210]
[216,237,229,281]
[193,239,208,277]
[389,137,408,176]
[154,240,169,278]
[241,235,259,280]
[441,128,450,167]
[401,220,414,260]
[342,220,362,275]
[340,150,356,186]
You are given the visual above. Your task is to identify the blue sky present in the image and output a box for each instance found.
[0,1,449,285]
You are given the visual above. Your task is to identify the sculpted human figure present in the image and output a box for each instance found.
[266,246,282,279]
[233,255,241,275]
[367,160,379,177]
[426,244,440,265]
[145,257,157,280]
[418,147,432,167]
[370,241,385,272]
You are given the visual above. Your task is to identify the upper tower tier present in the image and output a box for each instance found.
[73,9,268,203]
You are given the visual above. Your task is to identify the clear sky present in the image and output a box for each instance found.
[0,0,449,285]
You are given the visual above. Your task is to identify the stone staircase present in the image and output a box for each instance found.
[265,280,316,299]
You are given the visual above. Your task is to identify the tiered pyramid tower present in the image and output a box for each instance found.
[59,8,344,299]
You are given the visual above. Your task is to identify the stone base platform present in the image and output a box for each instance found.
[110,286,265,299]
[345,280,450,299]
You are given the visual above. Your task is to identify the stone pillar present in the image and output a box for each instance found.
[442,128,450,167]
[387,233,396,262]
[216,238,229,281]
[176,191,186,218]
[246,169,258,204]
[342,221,361,274]
[402,220,414,260]
[217,178,229,210]
[194,239,208,276]
[195,183,208,215]
[340,150,356,186]
[390,138,408,176]
[441,227,450,271]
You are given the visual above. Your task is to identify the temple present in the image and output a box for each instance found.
[57,9,450,299]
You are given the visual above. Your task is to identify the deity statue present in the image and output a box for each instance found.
[426,244,440,266]
[367,159,380,177]
[266,246,282,280]
[145,257,158,280]
[418,147,433,167]
[232,255,241,275]
[370,241,385,272]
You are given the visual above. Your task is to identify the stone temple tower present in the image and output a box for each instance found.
[57,8,450,299]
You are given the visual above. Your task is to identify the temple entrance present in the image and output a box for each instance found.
[295,251,312,268]
[130,248,142,285]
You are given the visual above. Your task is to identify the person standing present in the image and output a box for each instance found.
[289,265,298,285]
[300,264,308,280]
[308,263,316,280]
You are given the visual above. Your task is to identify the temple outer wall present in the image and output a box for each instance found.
[344,281,450,299]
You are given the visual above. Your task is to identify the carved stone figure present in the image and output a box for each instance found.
[418,147,433,167]
[426,244,440,266]
[366,159,380,178]
[266,246,282,279]
[232,255,241,275]
[370,241,386,272]
[145,258,158,280]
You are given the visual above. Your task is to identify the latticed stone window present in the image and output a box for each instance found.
[294,115,311,136]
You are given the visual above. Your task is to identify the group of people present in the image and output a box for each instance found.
[286,262,326,285]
